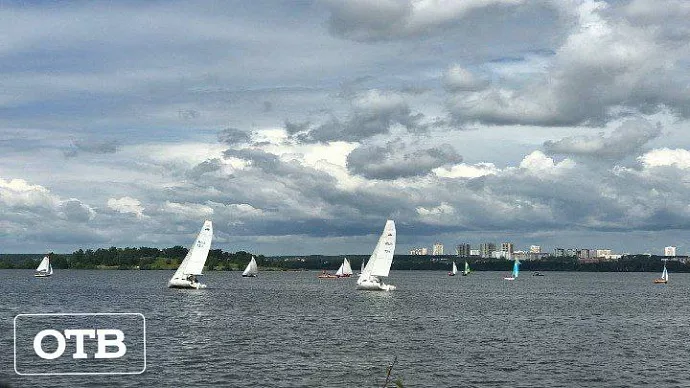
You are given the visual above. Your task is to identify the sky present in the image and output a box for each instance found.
[1,0,690,256]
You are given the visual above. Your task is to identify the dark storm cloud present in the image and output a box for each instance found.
[59,199,93,222]
[284,120,311,135]
[186,158,223,180]
[544,119,661,160]
[324,0,537,43]
[295,90,425,143]
[64,139,120,158]
[347,140,463,179]
[218,128,251,145]
[446,1,690,127]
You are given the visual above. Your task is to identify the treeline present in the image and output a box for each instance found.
[0,250,684,272]
[0,247,266,271]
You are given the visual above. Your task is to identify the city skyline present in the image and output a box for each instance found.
[2,1,690,255]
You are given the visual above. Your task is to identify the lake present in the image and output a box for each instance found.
[1,269,688,387]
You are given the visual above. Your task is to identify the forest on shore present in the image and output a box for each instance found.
[0,247,685,273]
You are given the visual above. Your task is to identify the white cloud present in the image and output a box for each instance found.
[433,162,498,178]
[443,65,488,91]
[107,197,146,219]
[639,148,690,169]
[0,178,58,209]
[162,201,214,218]
[519,151,575,174]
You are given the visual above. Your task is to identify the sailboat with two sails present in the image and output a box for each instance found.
[34,255,53,277]
[356,220,396,291]
[318,257,352,279]
[168,220,213,289]
[336,258,353,278]
[462,261,470,276]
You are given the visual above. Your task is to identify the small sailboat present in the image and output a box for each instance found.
[168,220,213,289]
[317,270,337,279]
[356,220,396,291]
[336,258,353,278]
[503,259,520,281]
[653,262,668,284]
[462,261,470,276]
[34,255,53,277]
[448,261,457,276]
[242,256,258,277]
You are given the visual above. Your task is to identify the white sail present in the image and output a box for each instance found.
[36,256,50,272]
[362,220,396,278]
[242,256,258,276]
[48,263,53,275]
[335,263,344,276]
[452,262,458,275]
[170,220,213,281]
[342,258,353,275]
[662,265,668,281]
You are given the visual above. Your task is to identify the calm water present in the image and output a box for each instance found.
[1,269,689,387]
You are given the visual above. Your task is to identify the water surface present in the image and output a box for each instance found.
[1,270,688,387]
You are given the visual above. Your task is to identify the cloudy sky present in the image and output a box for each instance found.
[2,0,690,256]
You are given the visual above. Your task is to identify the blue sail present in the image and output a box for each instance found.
[512,260,520,278]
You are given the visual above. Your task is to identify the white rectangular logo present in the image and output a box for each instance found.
[14,313,146,375]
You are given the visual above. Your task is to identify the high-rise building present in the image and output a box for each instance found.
[554,248,565,257]
[529,245,541,254]
[456,243,471,257]
[665,246,677,256]
[480,243,496,258]
[432,242,444,256]
[501,242,514,259]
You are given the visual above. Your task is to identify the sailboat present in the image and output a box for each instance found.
[168,220,213,289]
[34,255,53,277]
[336,258,353,278]
[462,261,470,276]
[448,261,457,276]
[242,256,258,277]
[653,262,669,284]
[356,220,396,291]
[503,259,520,281]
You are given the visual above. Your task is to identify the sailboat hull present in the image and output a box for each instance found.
[168,279,206,289]
[242,274,257,278]
[653,278,667,284]
[34,272,52,278]
[356,276,395,291]
[503,277,515,281]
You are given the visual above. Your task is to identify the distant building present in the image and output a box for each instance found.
[432,242,444,256]
[409,247,428,255]
[554,248,565,257]
[665,246,677,256]
[529,245,541,254]
[480,243,496,258]
[456,243,471,257]
[595,249,612,258]
[469,249,481,257]
[513,250,528,260]
[501,242,514,260]
[577,249,593,260]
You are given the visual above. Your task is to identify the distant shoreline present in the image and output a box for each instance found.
[1,250,686,273]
